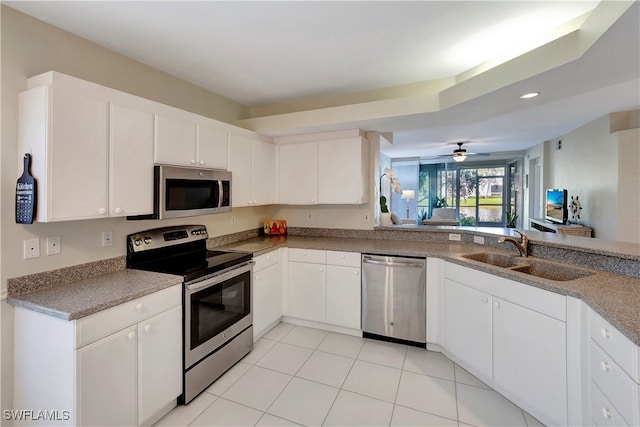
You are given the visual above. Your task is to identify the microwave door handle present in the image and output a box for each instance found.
[218,180,223,208]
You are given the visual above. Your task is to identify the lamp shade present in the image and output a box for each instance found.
[453,153,467,162]
[401,189,415,200]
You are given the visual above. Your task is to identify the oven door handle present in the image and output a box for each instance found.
[186,260,254,292]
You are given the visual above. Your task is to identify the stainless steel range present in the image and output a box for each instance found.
[126,225,253,404]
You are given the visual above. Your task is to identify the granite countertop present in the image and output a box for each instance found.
[8,269,183,321]
[217,235,640,345]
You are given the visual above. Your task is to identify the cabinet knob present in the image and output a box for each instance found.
[601,408,612,419]
[98,208,106,215]
[311,198,315,203]
[199,160,205,165]
[354,198,359,202]
[340,254,345,259]
[600,361,611,372]
[494,301,501,309]
[190,159,196,164]
[255,275,259,281]
[319,267,324,272]
[135,303,143,311]
[482,297,489,304]
[114,207,122,214]
[600,328,611,339]
[303,252,308,256]
[253,200,258,204]
[354,270,359,275]
[144,324,151,333]
[128,331,136,340]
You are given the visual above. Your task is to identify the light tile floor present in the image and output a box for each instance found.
[156,323,546,427]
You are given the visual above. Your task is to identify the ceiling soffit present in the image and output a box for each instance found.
[238,0,635,137]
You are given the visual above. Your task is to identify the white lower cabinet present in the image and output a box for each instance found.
[288,261,326,323]
[443,279,492,380]
[77,326,138,426]
[13,285,181,426]
[493,298,567,426]
[286,249,361,330]
[588,310,640,426]
[443,262,568,427]
[326,265,361,329]
[253,251,282,339]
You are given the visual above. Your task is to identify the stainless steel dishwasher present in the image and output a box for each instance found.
[361,254,426,345]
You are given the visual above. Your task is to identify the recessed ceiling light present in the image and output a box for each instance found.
[520,92,540,99]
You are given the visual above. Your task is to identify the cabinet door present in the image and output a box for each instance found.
[50,87,109,220]
[138,306,182,426]
[76,326,137,426]
[198,125,228,169]
[443,279,492,379]
[254,262,281,339]
[278,142,318,204]
[326,265,361,329]
[252,140,274,206]
[493,298,567,426]
[155,114,197,166]
[288,262,326,323]
[228,133,253,207]
[318,137,368,204]
[110,103,154,216]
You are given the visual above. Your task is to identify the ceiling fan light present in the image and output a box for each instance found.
[453,153,467,162]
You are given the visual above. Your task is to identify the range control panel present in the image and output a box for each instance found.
[127,225,208,252]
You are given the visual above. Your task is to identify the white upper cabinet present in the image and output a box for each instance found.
[198,125,229,169]
[19,80,110,222]
[155,114,198,166]
[155,114,229,169]
[109,103,154,217]
[275,133,369,205]
[228,133,274,207]
[318,137,369,204]
[277,142,318,205]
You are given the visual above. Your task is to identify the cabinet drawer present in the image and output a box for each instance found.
[254,251,279,271]
[288,248,326,264]
[75,285,181,348]
[591,310,639,382]
[590,380,629,427]
[591,341,639,426]
[326,251,360,267]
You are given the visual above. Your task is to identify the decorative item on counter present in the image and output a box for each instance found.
[263,220,287,235]
[379,167,401,226]
[569,195,582,224]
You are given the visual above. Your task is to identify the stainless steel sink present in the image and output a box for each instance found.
[462,252,528,268]
[461,252,595,281]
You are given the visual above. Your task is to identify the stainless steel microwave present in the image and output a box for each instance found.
[128,165,231,220]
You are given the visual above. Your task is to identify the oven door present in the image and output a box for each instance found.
[184,261,253,368]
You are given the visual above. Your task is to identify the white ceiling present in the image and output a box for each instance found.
[7,1,640,159]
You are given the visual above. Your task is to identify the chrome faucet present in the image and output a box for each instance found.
[498,230,529,257]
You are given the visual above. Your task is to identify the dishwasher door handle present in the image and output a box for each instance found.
[362,258,424,268]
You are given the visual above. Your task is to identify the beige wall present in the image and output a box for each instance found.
[0,6,256,414]
[617,128,640,243]
[540,112,639,242]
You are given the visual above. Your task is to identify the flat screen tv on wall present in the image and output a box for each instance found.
[545,189,568,224]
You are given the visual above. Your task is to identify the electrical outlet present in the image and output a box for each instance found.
[231,216,237,225]
[307,211,313,221]
[46,236,61,255]
[448,233,461,241]
[473,236,485,245]
[363,211,370,223]
[101,231,113,247]
[23,238,40,259]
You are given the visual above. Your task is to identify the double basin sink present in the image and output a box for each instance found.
[462,252,594,282]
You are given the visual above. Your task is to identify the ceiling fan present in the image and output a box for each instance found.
[436,142,490,163]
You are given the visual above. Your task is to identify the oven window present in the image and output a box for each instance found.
[190,270,250,349]
[166,179,220,210]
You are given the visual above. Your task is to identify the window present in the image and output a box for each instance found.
[406,160,521,227]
